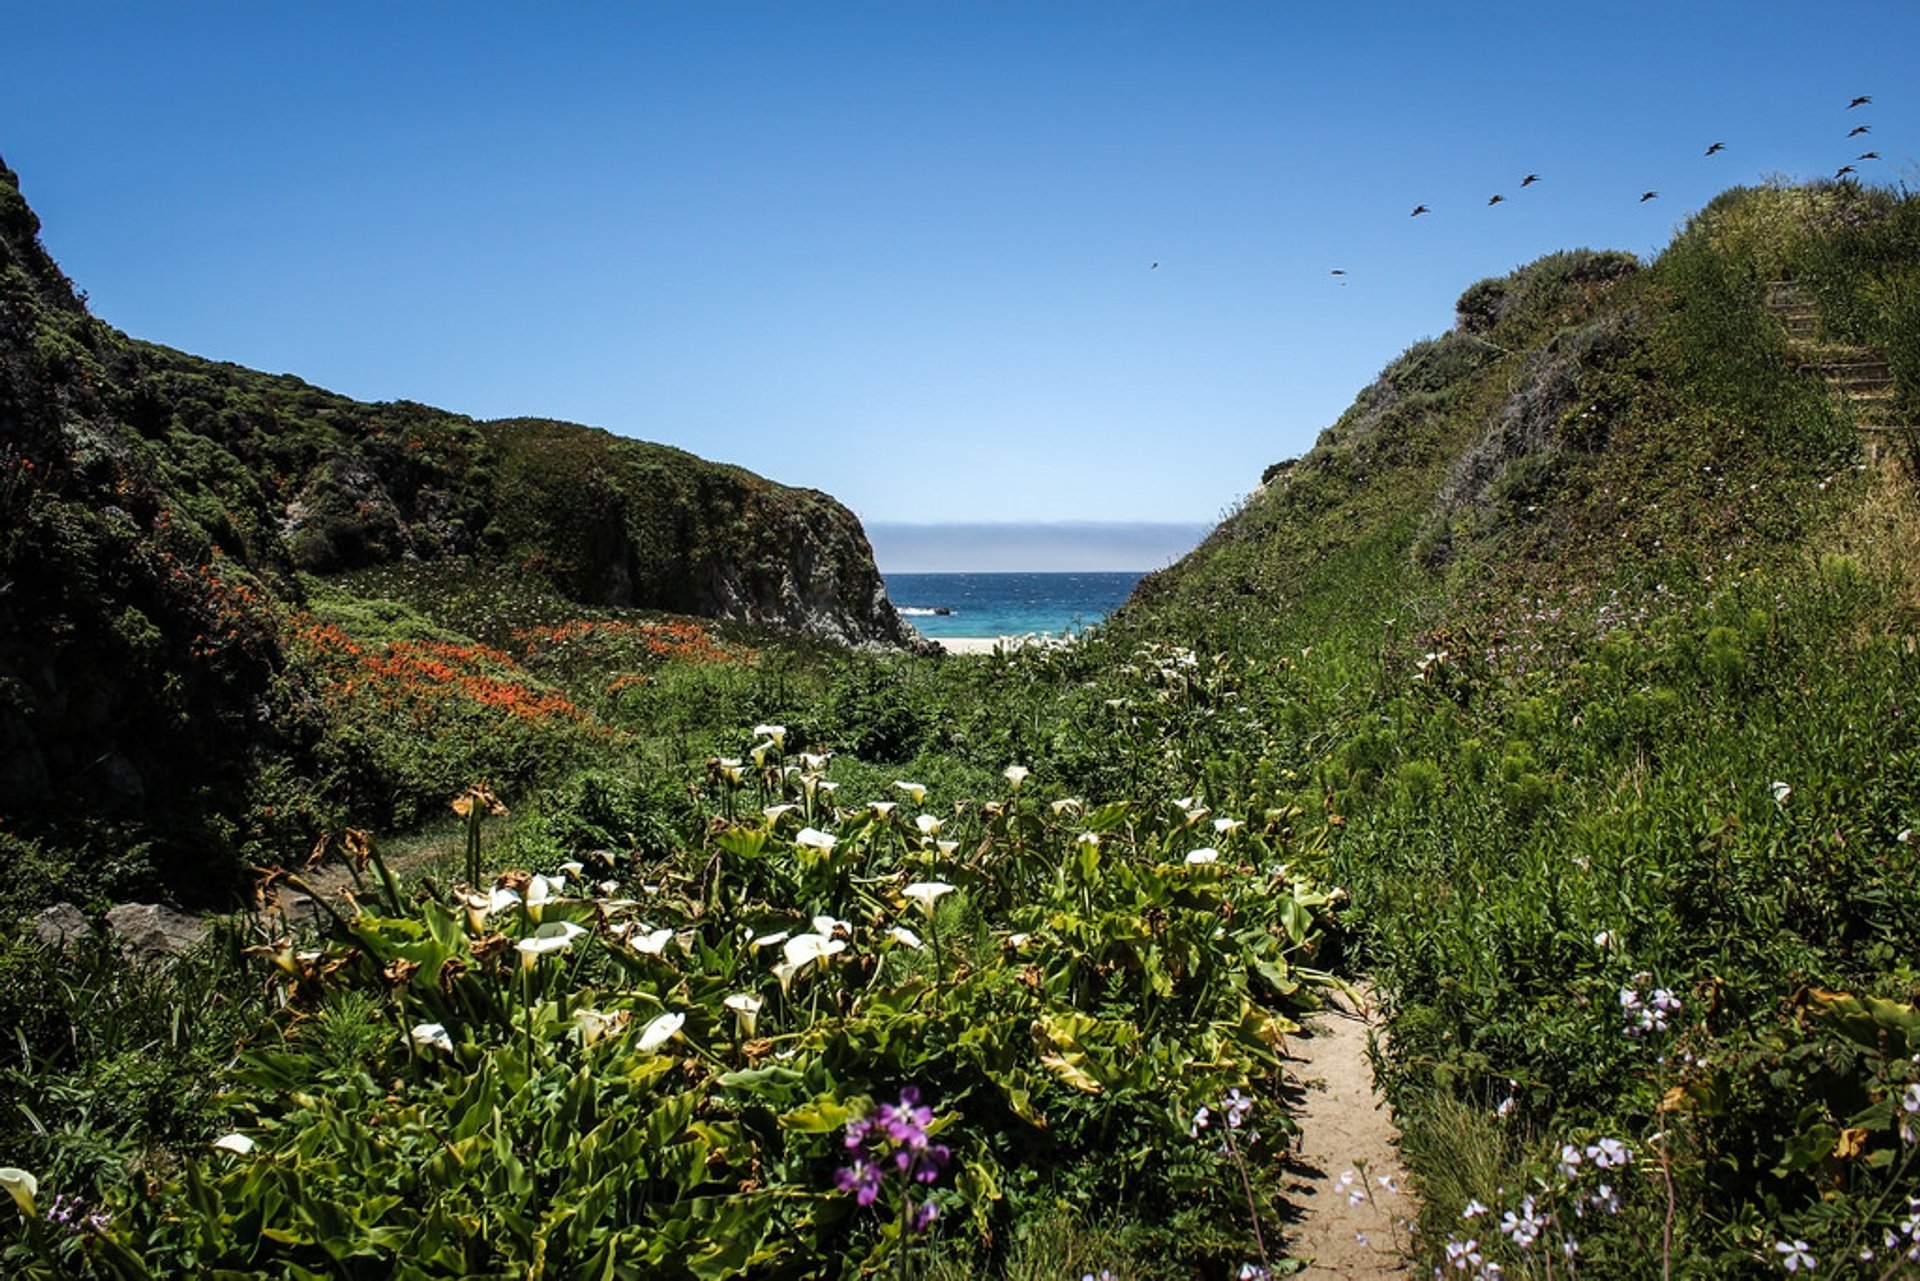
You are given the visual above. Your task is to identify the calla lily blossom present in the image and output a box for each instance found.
[774,932,845,991]
[211,1134,256,1157]
[574,1008,631,1045]
[902,881,956,913]
[0,1167,37,1215]
[411,1022,454,1053]
[894,780,927,805]
[517,919,587,960]
[724,992,764,1036]
[637,1011,685,1053]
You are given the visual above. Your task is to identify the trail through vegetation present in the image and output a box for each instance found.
[1283,984,1411,1276]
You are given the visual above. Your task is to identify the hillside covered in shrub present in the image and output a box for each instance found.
[0,156,921,900]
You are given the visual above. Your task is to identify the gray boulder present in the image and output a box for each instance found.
[33,902,90,949]
[104,902,207,957]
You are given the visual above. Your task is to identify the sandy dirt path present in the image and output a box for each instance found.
[1281,983,1414,1276]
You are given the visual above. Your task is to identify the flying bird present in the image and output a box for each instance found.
[1488,193,1506,206]
[1835,165,1857,178]
[1150,262,1159,269]
[1639,191,1659,202]
[1521,173,1541,186]
[1705,141,1726,155]
[1330,268,1346,275]
[1848,95,1872,109]
[1858,151,1880,160]
[1848,124,1871,137]
[1411,204,1430,216]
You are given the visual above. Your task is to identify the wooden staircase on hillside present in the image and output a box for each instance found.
[1765,280,1912,467]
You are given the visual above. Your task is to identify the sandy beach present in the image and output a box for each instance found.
[931,636,998,655]
[935,635,1066,655]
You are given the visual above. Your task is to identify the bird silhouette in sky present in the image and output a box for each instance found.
[1705,141,1726,155]
[1835,165,1857,179]
[1848,124,1871,137]
[1858,151,1880,160]
[1521,174,1540,187]
[1639,191,1659,202]
[1411,204,1430,216]
[1848,95,1872,109]
[1150,262,1158,269]
[1330,268,1346,275]
[1488,194,1506,206]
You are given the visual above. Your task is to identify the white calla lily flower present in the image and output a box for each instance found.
[0,1167,37,1214]
[902,881,956,912]
[775,933,845,991]
[630,927,675,957]
[810,914,850,938]
[936,839,959,857]
[1003,764,1030,788]
[488,885,522,915]
[753,723,786,748]
[894,780,927,804]
[1184,848,1221,865]
[411,1022,454,1053]
[915,813,942,836]
[517,919,587,959]
[750,929,791,950]
[637,1011,685,1053]
[889,925,924,949]
[724,992,764,1036]
[574,1008,631,1045]
[1212,817,1244,835]
[210,1134,255,1157]
[557,861,584,878]
[869,801,897,817]
[763,803,798,821]
[795,827,837,852]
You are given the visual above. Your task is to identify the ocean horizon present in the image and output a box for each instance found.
[883,570,1144,640]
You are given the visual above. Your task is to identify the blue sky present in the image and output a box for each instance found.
[6,2,1916,537]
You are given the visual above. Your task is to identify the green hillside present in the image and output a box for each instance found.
[1108,180,1920,1273]
[0,156,920,901]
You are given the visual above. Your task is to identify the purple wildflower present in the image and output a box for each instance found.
[837,1086,953,1222]
[834,1155,885,1207]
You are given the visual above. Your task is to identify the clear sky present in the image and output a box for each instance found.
[5,2,1915,530]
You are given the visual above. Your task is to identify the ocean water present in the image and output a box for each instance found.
[883,571,1143,640]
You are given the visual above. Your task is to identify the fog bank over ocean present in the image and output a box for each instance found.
[865,522,1211,574]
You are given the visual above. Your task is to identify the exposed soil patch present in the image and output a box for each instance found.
[1282,983,1413,1276]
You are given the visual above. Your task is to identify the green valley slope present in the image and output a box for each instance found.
[0,156,920,900]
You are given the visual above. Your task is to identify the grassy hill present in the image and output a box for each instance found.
[1107,179,1920,1273]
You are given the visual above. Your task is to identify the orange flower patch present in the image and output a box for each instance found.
[512,619,740,666]
[292,618,584,725]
